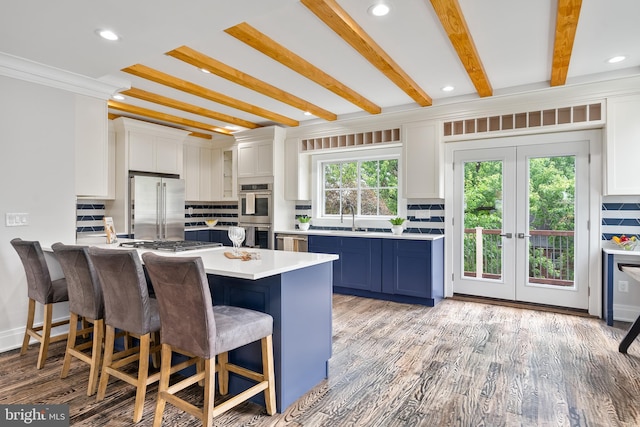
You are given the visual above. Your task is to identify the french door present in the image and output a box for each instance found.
[452,139,589,309]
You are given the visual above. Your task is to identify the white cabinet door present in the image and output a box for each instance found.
[128,131,155,172]
[284,138,310,200]
[75,95,108,197]
[129,132,183,174]
[183,144,200,201]
[402,121,443,199]
[155,136,182,174]
[238,144,257,178]
[256,142,273,176]
[605,94,640,195]
[238,141,273,177]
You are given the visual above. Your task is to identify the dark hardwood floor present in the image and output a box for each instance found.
[2,294,640,426]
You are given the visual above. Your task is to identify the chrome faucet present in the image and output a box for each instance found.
[340,201,356,231]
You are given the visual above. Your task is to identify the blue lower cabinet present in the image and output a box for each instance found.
[211,230,232,246]
[339,237,381,292]
[309,234,444,306]
[185,230,204,241]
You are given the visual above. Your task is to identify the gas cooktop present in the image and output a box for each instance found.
[119,240,223,252]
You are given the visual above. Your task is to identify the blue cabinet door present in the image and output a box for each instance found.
[340,237,382,292]
[211,229,232,246]
[382,239,432,298]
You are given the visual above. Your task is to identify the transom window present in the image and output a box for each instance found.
[322,158,398,217]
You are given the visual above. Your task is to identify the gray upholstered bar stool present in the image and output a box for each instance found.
[142,252,276,427]
[51,242,105,396]
[10,238,69,370]
[88,247,162,423]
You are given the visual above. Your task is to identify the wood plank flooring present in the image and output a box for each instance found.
[2,294,640,426]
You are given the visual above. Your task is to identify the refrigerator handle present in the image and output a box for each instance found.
[156,182,161,239]
[162,182,167,239]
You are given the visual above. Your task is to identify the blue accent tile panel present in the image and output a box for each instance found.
[601,198,640,240]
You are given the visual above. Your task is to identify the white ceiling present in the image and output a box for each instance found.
[2,0,639,134]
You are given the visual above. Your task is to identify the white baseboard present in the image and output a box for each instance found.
[0,317,70,354]
[613,303,640,323]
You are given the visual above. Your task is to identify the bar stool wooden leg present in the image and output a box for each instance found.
[262,335,276,415]
[36,303,53,370]
[21,299,36,356]
[202,358,215,427]
[60,312,79,378]
[97,325,115,402]
[152,344,172,427]
[217,352,229,395]
[87,319,104,396]
[133,333,151,423]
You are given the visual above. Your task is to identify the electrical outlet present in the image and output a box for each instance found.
[619,280,629,293]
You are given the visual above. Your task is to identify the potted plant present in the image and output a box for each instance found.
[298,215,311,231]
[389,217,405,235]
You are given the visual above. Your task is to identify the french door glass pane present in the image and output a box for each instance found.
[527,156,576,288]
[463,160,503,281]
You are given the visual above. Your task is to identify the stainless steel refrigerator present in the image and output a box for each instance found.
[129,174,185,241]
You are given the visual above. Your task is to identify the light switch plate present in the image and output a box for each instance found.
[5,213,29,227]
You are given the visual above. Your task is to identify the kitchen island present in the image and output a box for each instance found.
[51,241,338,413]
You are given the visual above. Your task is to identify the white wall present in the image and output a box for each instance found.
[0,75,77,352]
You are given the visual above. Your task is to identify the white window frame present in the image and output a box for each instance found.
[311,146,406,229]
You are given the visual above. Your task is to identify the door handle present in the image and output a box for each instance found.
[500,232,512,238]
[518,233,531,239]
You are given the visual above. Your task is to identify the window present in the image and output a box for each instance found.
[322,158,398,217]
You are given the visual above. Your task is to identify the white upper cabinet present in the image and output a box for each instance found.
[284,138,310,200]
[235,126,287,179]
[183,137,236,202]
[605,94,640,195]
[238,140,273,178]
[402,121,443,199]
[128,131,184,175]
[115,117,189,175]
[75,95,109,198]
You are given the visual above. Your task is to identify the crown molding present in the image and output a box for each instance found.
[0,51,129,99]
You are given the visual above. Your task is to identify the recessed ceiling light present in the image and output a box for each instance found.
[304,111,313,116]
[442,85,455,92]
[607,55,626,64]
[368,2,390,17]
[112,94,125,100]
[200,68,211,74]
[225,125,238,130]
[96,29,119,41]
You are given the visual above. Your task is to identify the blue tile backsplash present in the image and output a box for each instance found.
[76,200,238,235]
[294,200,445,234]
[602,197,640,241]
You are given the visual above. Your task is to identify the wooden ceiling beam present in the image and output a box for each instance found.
[121,87,260,129]
[550,0,582,86]
[122,64,299,127]
[301,0,432,107]
[107,100,233,135]
[167,46,338,121]
[225,22,381,114]
[429,0,492,97]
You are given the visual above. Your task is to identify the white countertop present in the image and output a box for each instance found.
[275,229,444,240]
[602,242,640,256]
[53,238,338,281]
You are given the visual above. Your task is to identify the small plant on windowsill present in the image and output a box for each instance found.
[298,215,311,231]
[389,217,405,235]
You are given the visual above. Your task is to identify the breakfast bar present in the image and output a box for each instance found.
[49,241,338,413]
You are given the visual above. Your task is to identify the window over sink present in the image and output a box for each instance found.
[312,146,405,225]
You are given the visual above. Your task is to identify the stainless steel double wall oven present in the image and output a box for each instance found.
[238,182,272,248]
